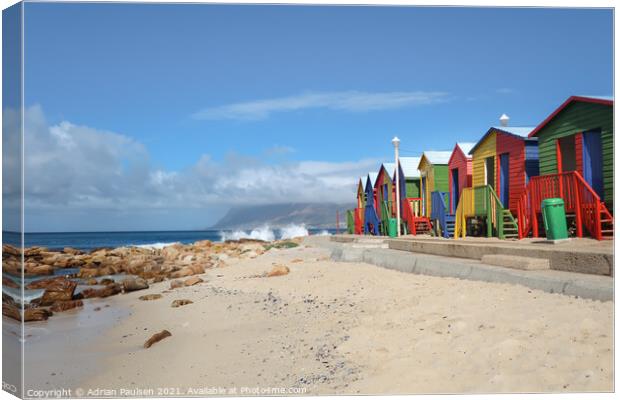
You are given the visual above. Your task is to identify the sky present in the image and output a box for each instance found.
[2,3,613,232]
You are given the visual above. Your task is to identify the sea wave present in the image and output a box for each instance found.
[219,224,313,242]
[133,242,180,249]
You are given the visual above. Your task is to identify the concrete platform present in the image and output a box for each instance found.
[481,254,550,271]
[330,234,613,276]
[306,236,613,302]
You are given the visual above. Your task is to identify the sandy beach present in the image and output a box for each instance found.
[16,237,607,395]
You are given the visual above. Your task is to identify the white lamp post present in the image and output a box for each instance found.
[392,136,401,237]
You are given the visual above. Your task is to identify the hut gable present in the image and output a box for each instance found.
[471,130,497,188]
[448,142,475,213]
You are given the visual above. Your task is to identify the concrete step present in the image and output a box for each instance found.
[481,254,550,270]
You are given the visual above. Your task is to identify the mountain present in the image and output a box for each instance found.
[210,203,354,230]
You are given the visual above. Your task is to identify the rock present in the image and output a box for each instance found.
[144,330,172,348]
[194,240,212,248]
[81,283,122,299]
[85,278,99,285]
[184,276,203,286]
[169,264,205,279]
[169,280,184,289]
[24,308,53,322]
[2,303,21,321]
[30,265,55,275]
[63,247,83,255]
[171,299,193,308]
[93,307,101,311]
[291,258,304,263]
[78,268,100,279]
[266,265,290,277]
[99,278,115,285]
[3,244,21,257]
[38,278,78,305]
[139,294,163,301]
[151,276,165,283]
[2,276,19,289]
[122,277,149,292]
[50,300,84,312]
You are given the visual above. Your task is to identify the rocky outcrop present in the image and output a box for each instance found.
[3,238,292,323]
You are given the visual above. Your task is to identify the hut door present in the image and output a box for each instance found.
[485,157,495,189]
[582,130,603,198]
[499,153,510,207]
[451,168,459,214]
[558,136,577,172]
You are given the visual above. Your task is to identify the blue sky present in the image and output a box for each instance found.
[7,3,614,231]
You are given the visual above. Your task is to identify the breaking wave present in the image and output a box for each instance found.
[219,224,313,242]
[133,242,180,249]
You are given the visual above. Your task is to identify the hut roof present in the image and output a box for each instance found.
[456,142,475,156]
[399,157,421,178]
[368,172,379,186]
[528,95,614,138]
[382,162,396,179]
[420,151,452,166]
[469,126,535,155]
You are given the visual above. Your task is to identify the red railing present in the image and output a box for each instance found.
[517,171,610,240]
[402,197,423,235]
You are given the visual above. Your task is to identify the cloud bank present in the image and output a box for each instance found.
[4,106,379,231]
[192,90,449,120]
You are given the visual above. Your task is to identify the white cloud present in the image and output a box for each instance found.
[6,106,379,230]
[192,90,449,120]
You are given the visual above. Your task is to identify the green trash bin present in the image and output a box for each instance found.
[388,218,398,238]
[541,198,569,240]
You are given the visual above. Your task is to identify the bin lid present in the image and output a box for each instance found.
[541,198,564,206]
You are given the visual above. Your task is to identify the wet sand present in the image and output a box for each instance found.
[25,239,613,395]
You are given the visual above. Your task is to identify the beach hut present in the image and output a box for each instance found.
[363,172,380,235]
[454,119,533,239]
[354,176,366,234]
[417,151,451,218]
[375,163,396,235]
[394,157,431,234]
[417,151,452,236]
[518,95,613,240]
[470,122,538,213]
[346,210,354,234]
[448,142,475,214]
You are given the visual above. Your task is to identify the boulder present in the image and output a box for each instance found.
[122,277,149,292]
[169,264,205,279]
[2,303,21,321]
[81,283,122,299]
[144,330,171,348]
[50,300,83,312]
[24,307,53,322]
[184,276,203,286]
[171,299,193,308]
[37,278,77,305]
[267,264,290,277]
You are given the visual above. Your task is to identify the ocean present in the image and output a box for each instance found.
[2,225,336,252]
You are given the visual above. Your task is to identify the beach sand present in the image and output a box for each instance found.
[31,238,612,395]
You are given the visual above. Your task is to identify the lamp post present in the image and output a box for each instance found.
[392,136,401,237]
